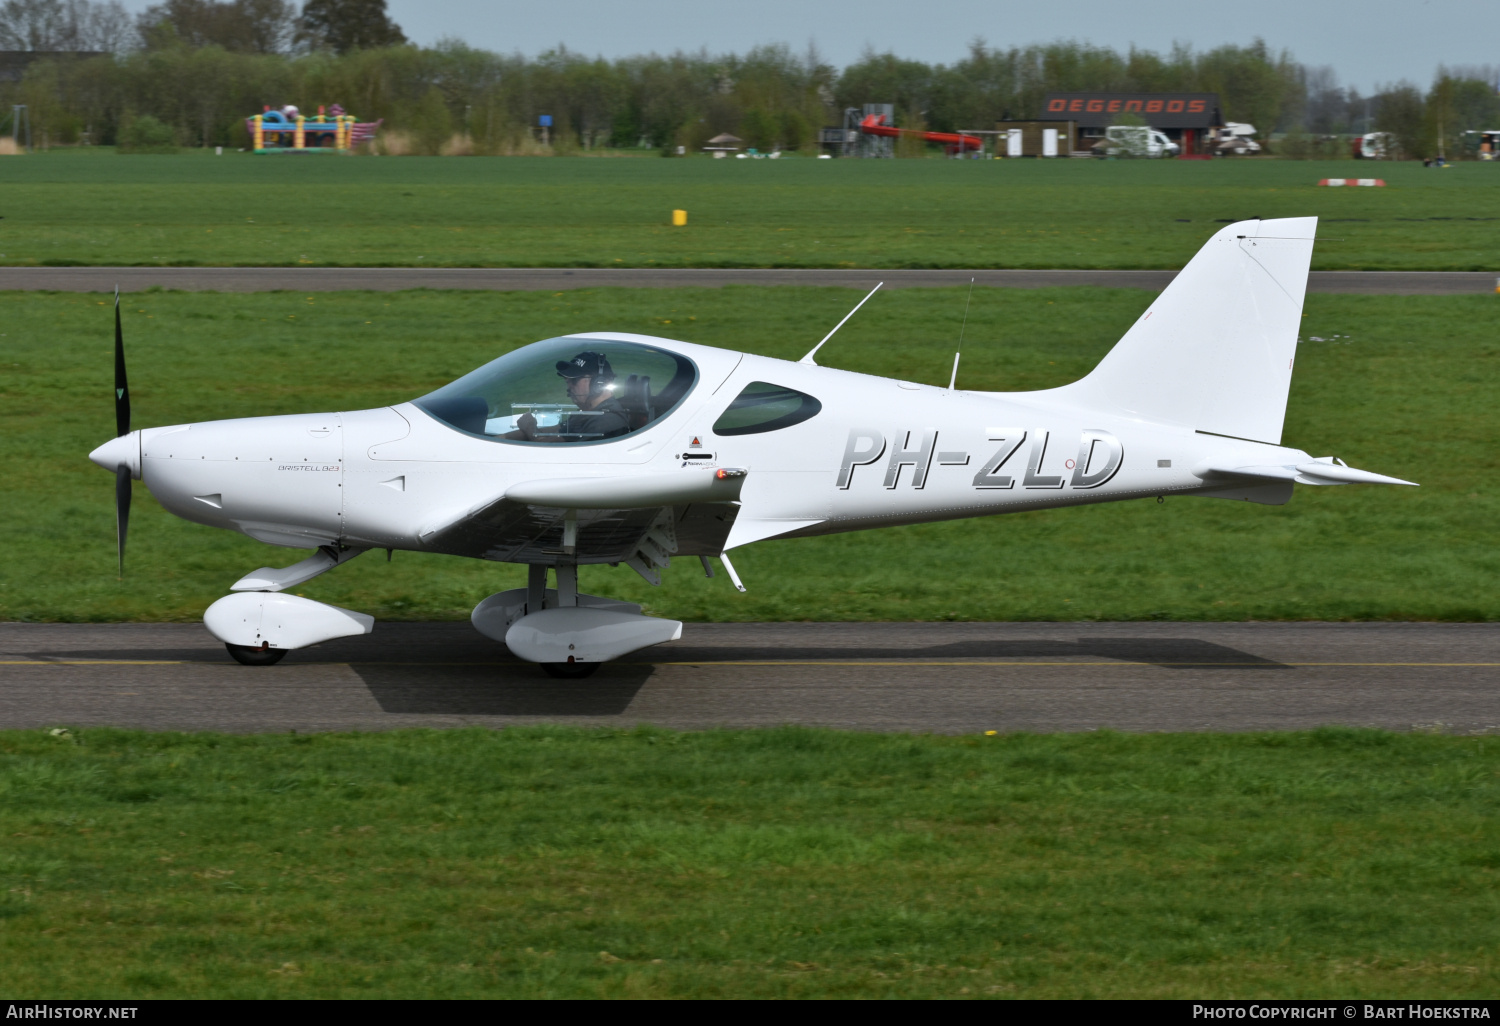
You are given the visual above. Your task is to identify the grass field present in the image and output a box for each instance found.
[0,149,1497,270]
[1,284,1494,624]
[2,725,1499,998]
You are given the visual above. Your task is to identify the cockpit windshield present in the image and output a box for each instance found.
[413,337,698,445]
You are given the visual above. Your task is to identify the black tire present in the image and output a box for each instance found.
[541,661,600,679]
[226,643,288,666]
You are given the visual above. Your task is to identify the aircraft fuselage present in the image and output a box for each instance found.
[122,337,1313,560]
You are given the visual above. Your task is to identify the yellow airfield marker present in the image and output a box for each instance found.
[671,209,687,226]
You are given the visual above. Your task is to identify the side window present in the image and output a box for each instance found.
[712,381,822,436]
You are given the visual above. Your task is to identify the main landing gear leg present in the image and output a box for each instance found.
[556,563,578,607]
[540,562,599,679]
[527,563,547,615]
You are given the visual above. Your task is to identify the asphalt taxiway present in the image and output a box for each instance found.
[1,267,1493,294]
[2,621,1495,735]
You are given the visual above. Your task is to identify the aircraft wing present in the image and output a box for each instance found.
[503,469,745,508]
[417,496,740,567]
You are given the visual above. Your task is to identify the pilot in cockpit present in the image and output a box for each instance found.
[508,351,631,443]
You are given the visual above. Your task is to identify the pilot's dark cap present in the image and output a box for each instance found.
[556,351,614,380]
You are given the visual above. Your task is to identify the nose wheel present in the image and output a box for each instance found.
[541,661,599,679]
[226,643,288,666]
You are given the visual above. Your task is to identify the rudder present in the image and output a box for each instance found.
[1072,217,1317,445]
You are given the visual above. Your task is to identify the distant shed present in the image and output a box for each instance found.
[1040,92,1224,155]
[993,120,1079,157]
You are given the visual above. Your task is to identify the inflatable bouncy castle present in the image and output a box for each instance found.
[248,104,382,153]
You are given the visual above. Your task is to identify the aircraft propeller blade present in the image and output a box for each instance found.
[115,464,131,577]
[112,287,131,576]
[114,288,129,437]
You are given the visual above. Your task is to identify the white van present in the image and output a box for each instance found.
[1100,126,1180,158]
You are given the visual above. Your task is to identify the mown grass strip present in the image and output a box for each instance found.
[2,725,1499,998]
[0,151,1496,270]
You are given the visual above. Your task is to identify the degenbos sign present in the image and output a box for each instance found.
[1048,97,1207,114]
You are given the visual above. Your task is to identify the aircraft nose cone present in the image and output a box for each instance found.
[89,432,140,477]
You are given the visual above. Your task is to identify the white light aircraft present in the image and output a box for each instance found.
[89,217,1415,676]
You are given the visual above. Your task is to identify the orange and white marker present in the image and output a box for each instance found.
[1318,178,1386,186]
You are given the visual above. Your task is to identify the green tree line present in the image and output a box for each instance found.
[3,31,1496,155]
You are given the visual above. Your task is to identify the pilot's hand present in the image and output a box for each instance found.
[517,412,537,440]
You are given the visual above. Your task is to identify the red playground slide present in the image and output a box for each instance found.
[859,113,982,153]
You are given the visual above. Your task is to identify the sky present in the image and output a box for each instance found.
[123,0,1499,93]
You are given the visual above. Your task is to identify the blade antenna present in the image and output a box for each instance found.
[949,276,974,391]
[799,282,882,366]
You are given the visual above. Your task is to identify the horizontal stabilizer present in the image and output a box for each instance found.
[1198,459,1417,487]
[506,469,746,509]
[1292,462,1418,487]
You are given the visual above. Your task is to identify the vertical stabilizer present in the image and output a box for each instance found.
[1072,217,1316,445]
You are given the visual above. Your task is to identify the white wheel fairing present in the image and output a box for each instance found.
[504,607,683,665]
[204,593,373,650]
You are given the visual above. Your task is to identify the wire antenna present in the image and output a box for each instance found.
[799,282,883,365]
[949,276,975,391]
[957,276,975,347]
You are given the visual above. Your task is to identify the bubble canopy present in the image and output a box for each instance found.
[413,337,699,445]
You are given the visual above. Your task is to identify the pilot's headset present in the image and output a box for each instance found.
[556,351,616,401]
